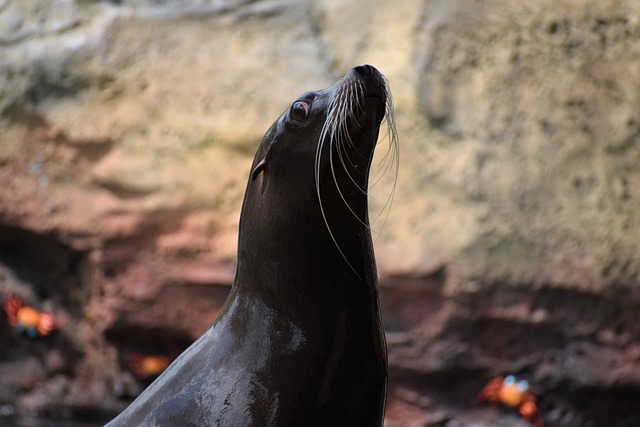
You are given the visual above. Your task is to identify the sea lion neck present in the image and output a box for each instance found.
[233,168,376,310]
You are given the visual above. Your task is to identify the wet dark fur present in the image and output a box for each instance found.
[105,65,398,427]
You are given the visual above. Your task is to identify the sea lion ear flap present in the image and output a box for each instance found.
[251,158,267,181]
[251,158,268,194]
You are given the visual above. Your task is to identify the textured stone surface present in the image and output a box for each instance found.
[1,0,640,425]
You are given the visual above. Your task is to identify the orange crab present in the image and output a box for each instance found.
[129,354,172,380]
[476,375,543,427]
[3,294,59,338]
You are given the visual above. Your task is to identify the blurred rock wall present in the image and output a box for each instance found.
[1,0,640,426]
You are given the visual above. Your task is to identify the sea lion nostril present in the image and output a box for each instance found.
[355,64,376,77]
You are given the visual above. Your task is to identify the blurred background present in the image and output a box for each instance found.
[1,0,640,426]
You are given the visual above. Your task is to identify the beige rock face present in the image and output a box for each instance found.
[414,0,640,292]
[1,0,640,425]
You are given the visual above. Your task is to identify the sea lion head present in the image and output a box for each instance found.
[243,64,397,277]
[250,64,397,207]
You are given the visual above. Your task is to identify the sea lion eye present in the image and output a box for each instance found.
[290,101,310,121]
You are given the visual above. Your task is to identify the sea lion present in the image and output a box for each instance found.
[105,64,398,427]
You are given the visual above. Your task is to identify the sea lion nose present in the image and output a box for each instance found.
[354,64,377,77]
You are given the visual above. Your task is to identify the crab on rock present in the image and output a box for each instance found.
[3,294,58,338]
[477,375,543,427]
[129,354,172,381]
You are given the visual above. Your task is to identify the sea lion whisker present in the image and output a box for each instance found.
[324,89,382,245]
[369,131,398,186]
[330,141,368,225]
[334,135,368,198]
[369,77,399,186]
[366,151,397,235]
[315,90,372,274]
[368,83,399,239]
[315,133,362,279]
[346,81,366,142]
[325,88,368,195]
[326,72,398,238]
[370,163,397,225]
[341,125,356,151]
[370,184,397,245]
